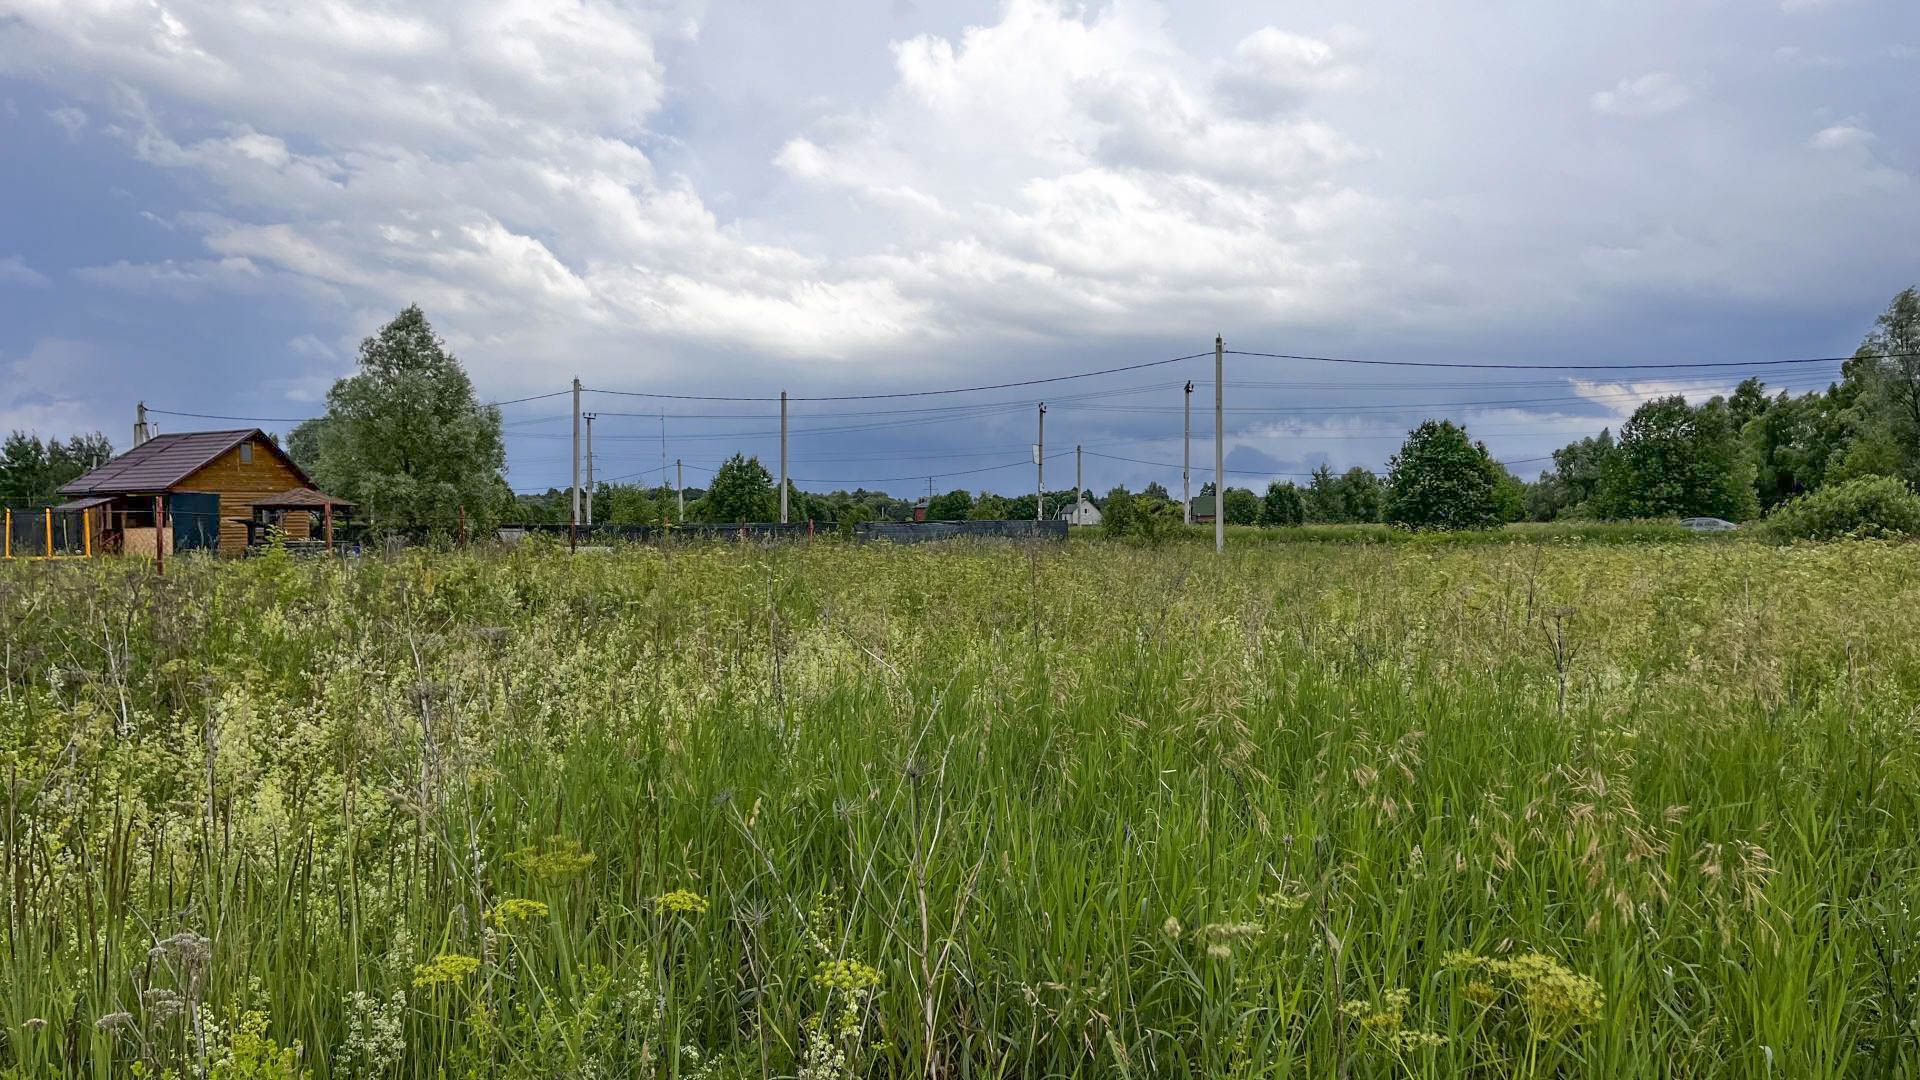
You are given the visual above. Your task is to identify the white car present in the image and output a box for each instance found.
[1678,517,1738,532]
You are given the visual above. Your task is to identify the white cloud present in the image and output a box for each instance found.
[1810,118,1874,151]
[1590,72,1691,116]
[0,0,1915,433]
[1569,377,1738,419]
[0,255,50,287]
[46,105,87,137]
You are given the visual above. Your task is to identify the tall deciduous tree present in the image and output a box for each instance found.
[694,454,776,522]
[1383,420,1502,530]
[1593,396,1758,521]
[1260,480,1305,526]
[312,306,506,529]
[926,489,974,521]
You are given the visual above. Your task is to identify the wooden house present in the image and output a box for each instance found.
[57,428,346,556]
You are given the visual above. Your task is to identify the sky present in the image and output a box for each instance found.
[1,0,1915,498]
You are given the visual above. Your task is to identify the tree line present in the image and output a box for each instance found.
[9,289,1916,533]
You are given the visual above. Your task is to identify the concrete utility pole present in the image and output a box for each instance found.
[676,459,684,521]
[779,390,790,524]
[1214,336,1225,555]
[583,413,596,526]
[1036,402,1047,521]
[1075,443,1084,514]
[570,377,582,550]
[134,402,151,448]
[1183,381,1193,524]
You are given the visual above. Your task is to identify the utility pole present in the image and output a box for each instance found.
[1214,335,1225,555]
[570,377,582,551]
[1075,443,1084,521]
[1036,402,1047,521]
[134,402,151,448]
[676,459,684,521]
[1183,381,1193,524]
[583,412,596,526]
[779,390,789,524]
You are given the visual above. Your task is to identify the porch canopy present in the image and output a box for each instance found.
[251,487,354,513]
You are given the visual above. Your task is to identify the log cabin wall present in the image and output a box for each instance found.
[177,437,310,554]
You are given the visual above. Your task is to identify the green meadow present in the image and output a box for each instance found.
[2,537,1916,1077]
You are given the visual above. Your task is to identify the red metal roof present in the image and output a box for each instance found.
[59,429,313,495]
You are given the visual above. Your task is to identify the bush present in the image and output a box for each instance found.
[1764,476,1920,541]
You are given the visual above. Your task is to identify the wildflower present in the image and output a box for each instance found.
[1161,916,1182,939]
[654,889,709,916]
[485,898,550,928]
[95,1012,136,1033]
[339,989,406,1077]
[1463,979,1499,1005]
[142,989,185,1024]
[1206,943,1233,960]
[1194,921,1262,944]
[1441,949,1485,972]
[1261,890,1308,913]
[412,953,482,988]
[509,837,596,884]
[22,1018,47,1031]
[812,959,882,993]
[1390,1029,1449,1051]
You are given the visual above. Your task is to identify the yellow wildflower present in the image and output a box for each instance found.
[485,898,550,929]
[812,959,882,992]
[412,953,481,988]
[653,889,709,915]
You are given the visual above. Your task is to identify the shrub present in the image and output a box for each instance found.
[1763,475,1920,541]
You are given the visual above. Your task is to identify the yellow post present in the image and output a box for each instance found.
[44,508,52,560]
[83,509,92,558]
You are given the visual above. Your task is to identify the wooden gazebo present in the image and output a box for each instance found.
[244,487,354,552]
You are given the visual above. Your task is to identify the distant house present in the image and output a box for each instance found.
[1061,495,1103,526]
[58,428,347,556]
[1187,496,1222,524]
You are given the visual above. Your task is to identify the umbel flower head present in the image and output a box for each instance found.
[813,959,882,993]
[654,889,709,915]
[412,954,481,988]
[485,898,550,929]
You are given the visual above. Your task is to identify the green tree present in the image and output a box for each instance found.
[1383,420,1502,531]
[311,306,506,529]
[1490,463,1527,523]
[968,494,1012,520]
[1303,464,1340,522]
[694,454,776,522]
[1100,485,1139,535]
[0,431,114,503]
[1332,467,1384,523]
[1537,430,1617,518]
[287,419,324,475]
[1593,396,1758,521]
[926,489,974,521]
[1847,286,1920,481]
[1259,480,1305,526]
[1222,486,1260,525]
[602,484,660,524]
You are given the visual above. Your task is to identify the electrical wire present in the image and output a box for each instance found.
[1225,349,1910,371]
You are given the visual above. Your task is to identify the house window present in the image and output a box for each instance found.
[240,443,254,464]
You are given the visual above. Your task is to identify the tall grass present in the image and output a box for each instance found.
[1,539,1916,1077]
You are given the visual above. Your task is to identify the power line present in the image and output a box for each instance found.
[147,389,570,426]
[582,352,1215,403]
[1224,349,1910,371]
